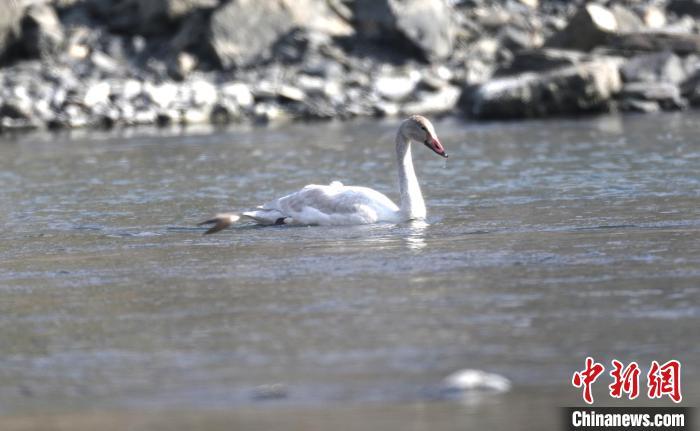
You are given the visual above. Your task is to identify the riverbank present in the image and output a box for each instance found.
[2,0,700,132]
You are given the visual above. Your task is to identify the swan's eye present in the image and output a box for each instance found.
[420,126,427,132]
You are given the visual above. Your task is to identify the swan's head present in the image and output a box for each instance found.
[401,115,447,158]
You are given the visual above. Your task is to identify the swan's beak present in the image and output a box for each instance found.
[425,136,448,158]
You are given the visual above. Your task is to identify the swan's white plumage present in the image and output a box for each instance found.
[251,181,401,225]
[199,115,446,234]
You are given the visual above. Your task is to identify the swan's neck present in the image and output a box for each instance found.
[396,134,426,220]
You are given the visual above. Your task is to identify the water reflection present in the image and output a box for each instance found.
[403,220,428,251]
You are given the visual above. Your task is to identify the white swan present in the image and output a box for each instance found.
[199,115,447,234]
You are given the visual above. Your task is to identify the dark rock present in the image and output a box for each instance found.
[606,32,700,55]
[465,60,622,119]
[207,0,352,69]
[271,28,333,65]
[620,82,687,110]
[0,1,24,61]
[98,0,219,35]
[138,0,220,25]
[621,52,686,84]
[546,4,619,51]
[668,0,700,18]
[498,48,589,75]
[209,102,238,124]
[169,9,208,54]
[19,3,65,59]
[353,0,455,62]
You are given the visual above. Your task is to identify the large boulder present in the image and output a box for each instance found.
[546,3,643,52]
[620,52,686,84]
[19,3,64,58]
[353,0,454,62]
[0,0,24,61]
[207,0,352,69]
[465,60,622,119]
[546,3,619,51]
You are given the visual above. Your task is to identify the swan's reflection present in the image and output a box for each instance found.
[403,220,428,251]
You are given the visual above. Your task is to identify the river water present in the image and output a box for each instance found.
[0,113,699,430]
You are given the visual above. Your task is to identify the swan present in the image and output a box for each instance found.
[199,115,447,234]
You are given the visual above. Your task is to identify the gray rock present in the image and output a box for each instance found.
[354,0,455,62]
[220,82,254,108]
[167,51,197,81]
[207,0,352,69]
[401,85,461,115]
[189,79,217,106]
[619,98,660,113]
[641,5,667,29]
[131,107,158,125]
[498,26,540,52]
[466,60,622,119]
[610,4,645,33]
[620,82,686,110]
[180,106,210,125]
[374,72,420,102]
[0,1,24,61]
[83,81,111,107]
[621,52,686,84]
[254,102,288,123]
[498,48,589,75]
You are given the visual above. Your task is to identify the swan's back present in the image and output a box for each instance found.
[264,181,400,225]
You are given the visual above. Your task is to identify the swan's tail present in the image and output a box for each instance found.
[198,213,241,235]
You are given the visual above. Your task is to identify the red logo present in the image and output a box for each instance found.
[572,357,605,404]
[609,360,640,400]
[647,360,682,403]
[573,358,682,404]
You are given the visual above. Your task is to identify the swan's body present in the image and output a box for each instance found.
[199,115,447,234]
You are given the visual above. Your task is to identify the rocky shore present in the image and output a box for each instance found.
[2,0,700,132]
